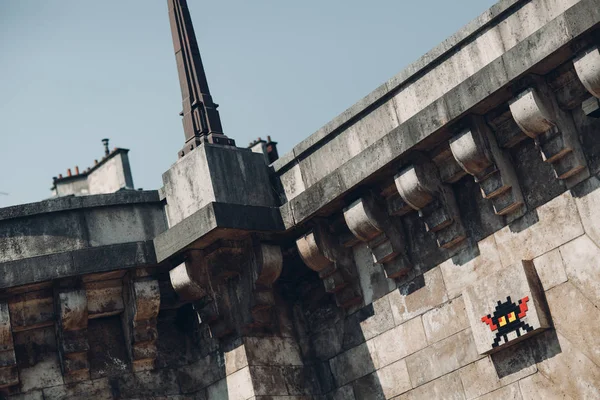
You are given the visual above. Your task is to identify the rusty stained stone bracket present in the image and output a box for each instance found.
[343,192,412,279]
[122,277,161,372]
[296,221,363,309]
[574,46,600,118]
[169,239,283,338]
[394,161,467,249]
[449,116,525,217]
[0,304,18,389]
[55,289,90,383]
[248,243,283,329]
[509,77,589,188]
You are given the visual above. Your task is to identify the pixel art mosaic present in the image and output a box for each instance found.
[481,296,534,348]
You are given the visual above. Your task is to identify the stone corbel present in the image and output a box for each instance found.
[449,116,524,216]
[509,80,588,185]
[55,289,89,382]
[394,162,467,249]
[296,222,362,309]
[573,46,600,117]
[343,193,412,279]
[170,241,250,338]
[248,243,283,328]
[122,278,160,372]
[0,304,18,389]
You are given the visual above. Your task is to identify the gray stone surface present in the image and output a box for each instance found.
[422,296,469,344]
[395,371,466,400]
[463,261,550,355]
[329,342,375,387]
[374,359,412,399]
[154,202,283,263]
[534,330,600,400]
[493,192,584,267]
[366,316,427,370]
[546,281,600,366]
[162,143,275,227]
[405,329,481,387]
[518,372,574,400]
[559,234,600,307]
[458,351,536,399]
[388,267,448,325]
[532,248,567,291]
[440,235,504,300]
[475,383,522,400]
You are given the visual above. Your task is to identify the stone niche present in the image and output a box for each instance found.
[463,261,550,355]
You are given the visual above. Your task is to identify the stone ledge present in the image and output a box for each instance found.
[154,202,284,264]
[0,241,156,289]
[280,0,600,228]
[0,190,160,222]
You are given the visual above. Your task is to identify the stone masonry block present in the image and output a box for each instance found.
[463,261,550,355]
[395,371,465,400]
[375,359,412,399]
[243,337,303,367]
[249,366,288,396]
[439,234,503,300]
[535,331,600,400]
[177,353,225,394]
[366,316,427,370]
[493,192,583,267]
[476,383,522,400]
[574,176,600,248]
[559,235,600,308]
[355,295,395,343]
[531,248,567,291]
[422,296,469,344]
[225,344,248,376]
[546,281,600,366]
[206,366,255,400]
[458,351,536,399]
[331,385,355,400]
[518,372,572,400]
[329,342,375,387]
[405,329,481,387]
[388,267,448,325]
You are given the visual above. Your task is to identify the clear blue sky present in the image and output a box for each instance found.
[0,0,497,207]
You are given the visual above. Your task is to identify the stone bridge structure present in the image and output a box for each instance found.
[2,0,600,398]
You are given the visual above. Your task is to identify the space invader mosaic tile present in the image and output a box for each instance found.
[463,261,550,354]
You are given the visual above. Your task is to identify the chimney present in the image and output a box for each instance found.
[266,136,279,164]
[102,138,110,156]
[75,166,80,175]
[67,169,72,177]
[58,174,63,179]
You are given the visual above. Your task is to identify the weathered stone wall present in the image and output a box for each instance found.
[3,0,600,399]
[307,181,600,399]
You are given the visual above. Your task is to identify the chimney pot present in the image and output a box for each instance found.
[75,166,80,175]
[94,159,98,165]
[102,138,110,156]
[67,169,72,177]
[58,174,63,179]
[267,135,272,142]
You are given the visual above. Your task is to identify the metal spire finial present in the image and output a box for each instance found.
[167,0,235,158]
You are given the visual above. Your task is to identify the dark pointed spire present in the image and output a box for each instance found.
[167,0,235,157]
